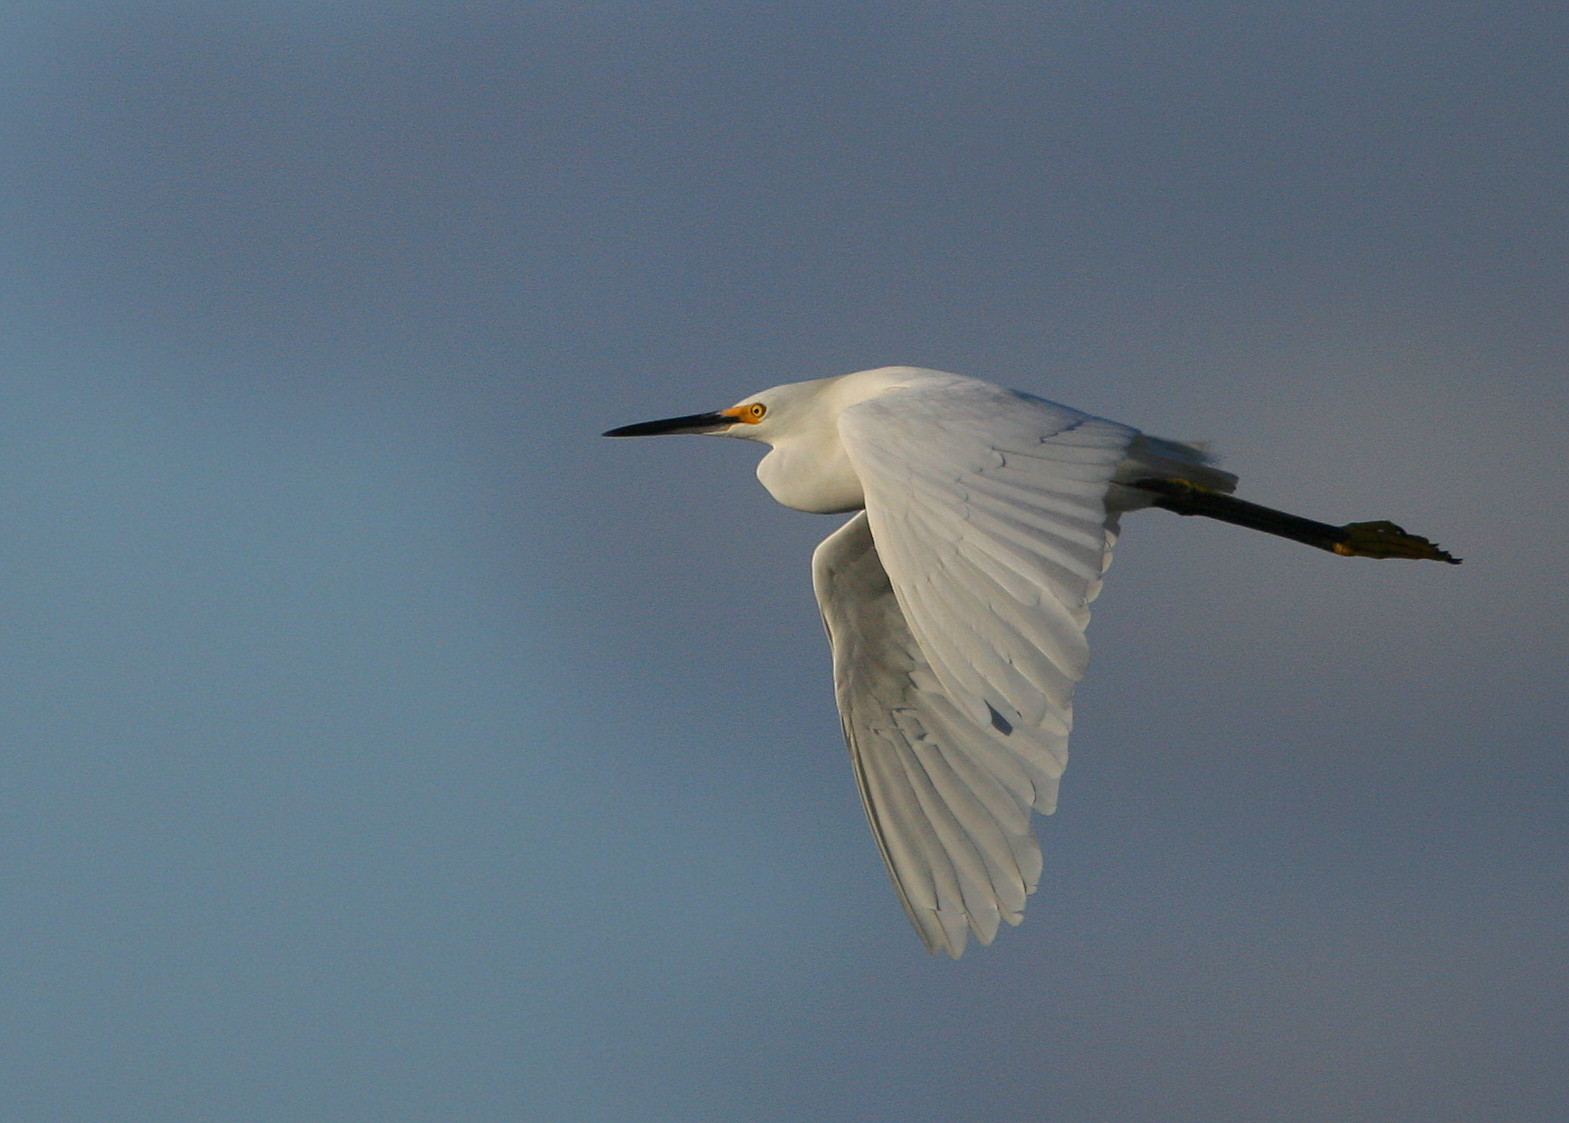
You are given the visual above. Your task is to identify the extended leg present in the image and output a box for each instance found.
[1132,478,1461,564]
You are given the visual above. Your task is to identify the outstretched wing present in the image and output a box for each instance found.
[813,512,1044,958]
[838,376,1137,815]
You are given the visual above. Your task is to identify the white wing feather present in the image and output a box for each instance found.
[816,378,1135,954]
[839,377,1136,789]
[813,513,1043,958]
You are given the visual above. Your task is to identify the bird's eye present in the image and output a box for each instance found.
[749,402,767,421]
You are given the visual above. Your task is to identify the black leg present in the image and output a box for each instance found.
[1131,479,1461,564]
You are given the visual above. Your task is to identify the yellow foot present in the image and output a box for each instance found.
[1332,521,1461,564]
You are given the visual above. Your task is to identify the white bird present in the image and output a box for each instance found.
[605,366,1458,956]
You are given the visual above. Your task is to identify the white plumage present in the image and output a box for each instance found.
[608,366,1237,956]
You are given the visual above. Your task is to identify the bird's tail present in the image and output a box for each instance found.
[1108,433,1238,511]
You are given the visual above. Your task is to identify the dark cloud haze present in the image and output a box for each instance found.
[1,3,1565,1120]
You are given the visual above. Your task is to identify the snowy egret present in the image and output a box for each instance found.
[605,366,1459,956]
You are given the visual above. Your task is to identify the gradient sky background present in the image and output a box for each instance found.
[1,2,1566,1120]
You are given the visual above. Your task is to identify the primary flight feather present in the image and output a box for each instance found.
[605,366,1458,957]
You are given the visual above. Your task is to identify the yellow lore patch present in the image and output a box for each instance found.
[722,402,767,424]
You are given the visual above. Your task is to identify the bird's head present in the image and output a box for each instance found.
[603,376,867,512]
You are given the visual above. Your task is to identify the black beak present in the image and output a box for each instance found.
[602,411,731,437]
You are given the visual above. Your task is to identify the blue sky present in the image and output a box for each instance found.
[1,3,1565,1120]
